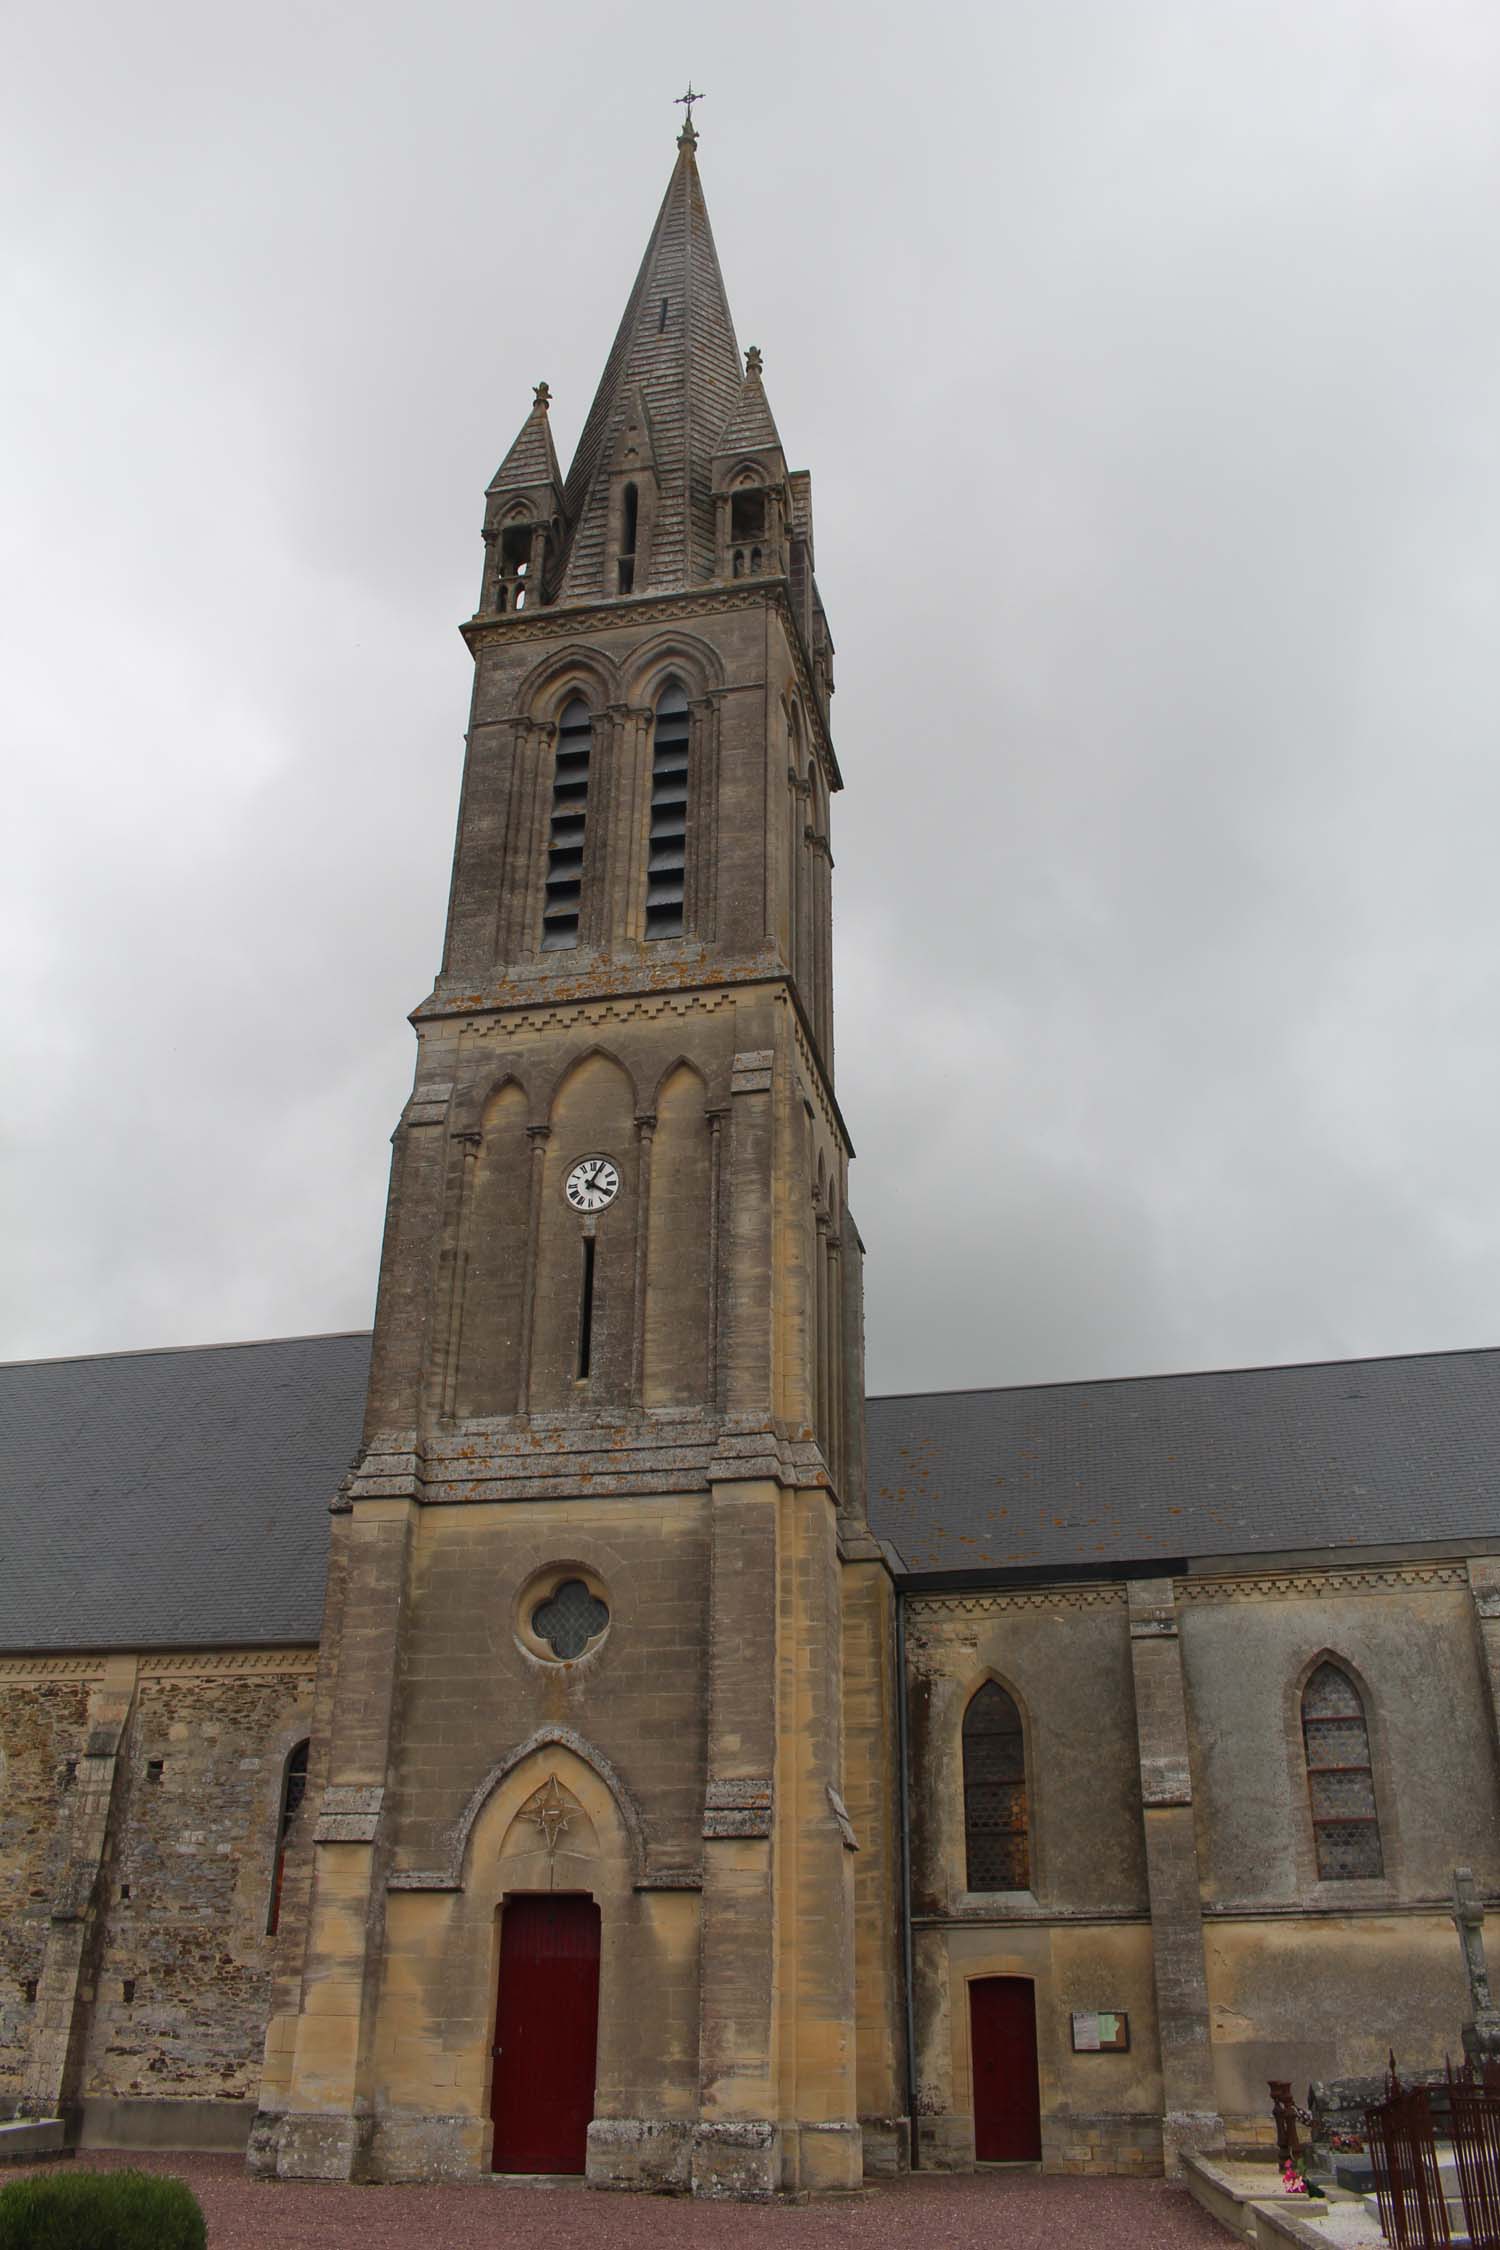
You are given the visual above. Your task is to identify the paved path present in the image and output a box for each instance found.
[18,2150,1230,2248]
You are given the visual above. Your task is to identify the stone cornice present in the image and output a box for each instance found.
[458,578,842,794]
[0,1647,317,1684]
[1175,1561,1469,1604]
[907,1586,1128,1620]
[410,974,854,1162]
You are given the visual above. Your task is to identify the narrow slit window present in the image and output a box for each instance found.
[618,482,638,595]
[646,684,690,939]
[1302,1662,1384,1880]
[963,1682,1030,1892]
[267,1739,310,1936]
[577,1235,596,1380]
[541,698,592,951]
[658,295,669,332]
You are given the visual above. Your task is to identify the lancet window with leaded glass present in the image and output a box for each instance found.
[1302,1661,1384,1880]
[963,1682,1030,1892]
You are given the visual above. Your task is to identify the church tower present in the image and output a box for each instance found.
[250,114,906,2197]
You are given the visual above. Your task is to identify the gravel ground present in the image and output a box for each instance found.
[16,2150,1230,2248]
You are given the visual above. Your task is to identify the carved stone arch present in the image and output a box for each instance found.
[420,1724,650,1891]
[647,1053,708,1114]
[514,643,621,724]
[545,1043,640,1120]
[622,626,726,709]
[728,459,768,488]
[451,1066,531,1138]
[502,498,534,523]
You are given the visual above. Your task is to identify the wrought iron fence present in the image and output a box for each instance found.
[1446,2060,1500,2250]
[1365,2063,1451,2250]
[1363,2057,1500,2250]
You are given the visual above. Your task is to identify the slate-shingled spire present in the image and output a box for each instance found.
[714,344,785,460]
[487,381,563,498]
[557,130,743,601]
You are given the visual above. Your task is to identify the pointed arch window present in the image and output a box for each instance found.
[646,685,690,939]
[542,698,592,951]
[1302,1662,1384,1880]
[267,1739,309,1935]
[963,1682,1030,1892]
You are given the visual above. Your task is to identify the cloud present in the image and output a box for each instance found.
[4,0,1499,1394]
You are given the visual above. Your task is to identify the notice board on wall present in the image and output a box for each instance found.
[1070,2010,1130,2053]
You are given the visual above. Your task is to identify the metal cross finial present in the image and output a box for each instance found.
[676,83,704,140]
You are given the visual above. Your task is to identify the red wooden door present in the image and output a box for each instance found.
[490,1893,601,2173]
[970,1976,1041,2161]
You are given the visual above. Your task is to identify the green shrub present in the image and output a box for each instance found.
[0,2166,206,2250]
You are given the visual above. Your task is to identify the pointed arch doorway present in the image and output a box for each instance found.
[490,1893,601,2173]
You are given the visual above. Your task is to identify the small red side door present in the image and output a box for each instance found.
[970,1975,1041,2161]
[490,1893,601,2173]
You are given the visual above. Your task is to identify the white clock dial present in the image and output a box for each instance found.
[565,1156,620,1213]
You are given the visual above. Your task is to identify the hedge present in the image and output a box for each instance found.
[0,2167,207,2249]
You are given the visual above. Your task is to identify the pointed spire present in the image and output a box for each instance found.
[487,381,563,497]
[715,344,785,460]
[557,133,742,601]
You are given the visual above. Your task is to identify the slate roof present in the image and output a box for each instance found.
[0,1333,370,1653]
[557,133,744,602]
[868,1347,1500,1574]
[3,1336,1496,1653]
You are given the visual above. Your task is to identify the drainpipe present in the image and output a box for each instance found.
[895,1584,919,2168]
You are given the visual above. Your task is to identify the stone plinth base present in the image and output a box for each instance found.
[859,2114,912,2177]
[587,2117,691,2192]
[1162,2108,1227,2178]
[790,2118,864,2193]
[0,2118,67,2165]
[251,2109,372,2182]
[690,2119,782,2199]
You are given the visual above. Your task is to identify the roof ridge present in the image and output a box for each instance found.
[867,1340,1500,1404]
[0,1329,373,1372]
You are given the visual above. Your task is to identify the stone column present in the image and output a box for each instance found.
[19,1658,138,2122]
[630,1110,657,1404]
[1127,1578,1224,2174]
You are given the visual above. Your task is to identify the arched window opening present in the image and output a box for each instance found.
[1302,1662,1384,1880]
[542,699,592,951]
[618,483,639,595]
[731,488,766,541]
[963,1683,1029,1892]
[646,685,690,939]
[267,1739,310,1935]
[499,522,532,610]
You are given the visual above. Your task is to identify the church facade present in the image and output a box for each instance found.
[4,128,1500,2198]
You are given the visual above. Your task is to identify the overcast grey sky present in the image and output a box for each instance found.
[4,0,1499,1394]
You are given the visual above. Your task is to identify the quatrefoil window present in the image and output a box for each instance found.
[531,1578,609,1660]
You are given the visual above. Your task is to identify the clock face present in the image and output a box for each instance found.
[565,1156,620,1213]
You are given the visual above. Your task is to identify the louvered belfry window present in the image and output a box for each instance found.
[646,685,690,938]
[963,1682,1030,1892]
[1302,1661,1384,1880]
[541,698,592,950]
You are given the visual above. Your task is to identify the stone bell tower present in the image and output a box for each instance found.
[250,112,907,2198]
